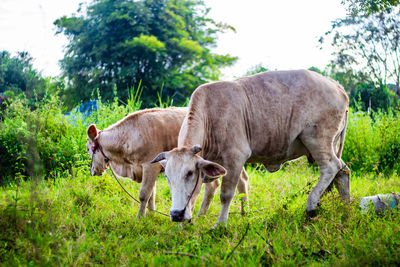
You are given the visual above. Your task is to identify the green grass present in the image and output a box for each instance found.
[1,158,400,266]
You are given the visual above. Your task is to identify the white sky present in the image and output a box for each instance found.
[0,0,347,79]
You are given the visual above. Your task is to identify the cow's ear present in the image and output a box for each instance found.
[198,159,227,183]
[87,124,98,141]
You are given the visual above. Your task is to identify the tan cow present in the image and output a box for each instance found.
[152,70,350,227]
[86,107,188,217]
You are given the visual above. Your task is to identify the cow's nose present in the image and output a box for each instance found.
[170,209,186,222]
[91,169,100,176]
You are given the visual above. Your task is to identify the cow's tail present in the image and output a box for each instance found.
[336,109,348,159]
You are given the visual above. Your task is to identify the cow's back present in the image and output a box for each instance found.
[106,107,187,162]
[239,70,348,156]
[180,70,348,162]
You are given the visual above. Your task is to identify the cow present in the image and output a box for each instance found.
[151,70,350,227]
[86,107,188,217]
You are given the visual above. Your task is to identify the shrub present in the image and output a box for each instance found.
[342,108,400,175]
[350,83,398,112]
[0,87,144,184]
[374,111,400,174]
[342,109,380,172]
[0,96,82,184]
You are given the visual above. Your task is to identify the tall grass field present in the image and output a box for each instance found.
[1,94,400,265]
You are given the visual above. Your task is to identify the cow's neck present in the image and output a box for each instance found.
[98,130,120,157]
[179,118,204,149]
[99,130,139,180]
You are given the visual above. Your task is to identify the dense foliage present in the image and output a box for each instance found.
[0,93,136,185]
[342,109,400,174]
[342,0,400,14]
[349,83,398,111]
[0,51,46,102]
[54,0,237,106]
[0,96,81,184]
[1,90,400,187]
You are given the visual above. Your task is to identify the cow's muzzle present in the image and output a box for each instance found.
[91,169,104,176]
[170,209,186,222]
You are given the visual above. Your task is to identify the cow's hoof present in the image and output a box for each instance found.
[306,209,317,220]
[212,223,227,231]
[197,211,207,217]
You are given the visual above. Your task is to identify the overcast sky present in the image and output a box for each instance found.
[0,0,347,79]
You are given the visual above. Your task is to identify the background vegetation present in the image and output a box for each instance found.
[1,0,400,265]
[54,0,237,107]
[2,93,400,185]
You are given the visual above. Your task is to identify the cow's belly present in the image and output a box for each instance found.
[248,137,309,172]
[111,161,143,183]
[130,164,143,183]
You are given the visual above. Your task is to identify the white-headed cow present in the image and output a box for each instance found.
[151,70,350,227]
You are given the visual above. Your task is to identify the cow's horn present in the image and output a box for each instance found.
[191,144,202,154]
[151,152,166,163]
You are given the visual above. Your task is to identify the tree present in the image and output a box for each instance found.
[350,82,398,111]
[321,7,400,89]
[342,0,400,15]
[55,0,237,106]
[0,51,46,101]
[244,64,269,76]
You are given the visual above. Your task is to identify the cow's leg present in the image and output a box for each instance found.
[148,182,156,210]
[333,159,350,201]
[198,167,248,217]
[325,132,343,193]
[198,179,220,216]
[237,168,249,216]
[306,157,341,217]
[300,134,342,217]
[215,159,246,227]
[137,164,160,217]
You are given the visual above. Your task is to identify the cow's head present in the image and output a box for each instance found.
[151,145,227,222]
[86,124,109,176]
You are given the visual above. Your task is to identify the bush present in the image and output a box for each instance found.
[0,96,79,184]
[350,83,398,112]
[374,111,400,174]
[0,88,143,185]
[342,109,380,172]
[342,108,400,175]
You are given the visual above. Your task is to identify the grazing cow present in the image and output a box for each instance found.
[86,107,188,217]
[151,70,350,226]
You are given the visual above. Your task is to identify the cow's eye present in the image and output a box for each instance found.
[186,170,193,179]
